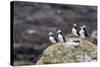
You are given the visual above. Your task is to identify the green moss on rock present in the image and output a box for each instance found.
[36,37,97,64]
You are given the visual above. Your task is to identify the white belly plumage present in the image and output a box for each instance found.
[72,28,78,36]
[49,36,56,43]
[79,29,85,38]
[58,34,64,42]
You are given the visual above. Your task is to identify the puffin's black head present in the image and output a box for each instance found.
[57,30,62,34]
[83,25,86,28]
[48,32,54,36]
[73,24,77,28]
[80,26,83,29]
[82,25,87,30]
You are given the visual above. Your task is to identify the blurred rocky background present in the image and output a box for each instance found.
[13,1,97,65]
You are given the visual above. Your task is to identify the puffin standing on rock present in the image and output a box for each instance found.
[48,32,57,44]
[82,25,89,37]
[79,26,85,38]
[72,24,80,36]
[79,25,89,39]
[57,30,66,43]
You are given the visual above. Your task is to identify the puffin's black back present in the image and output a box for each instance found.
[83,28,89,37]
[59,32,66,42]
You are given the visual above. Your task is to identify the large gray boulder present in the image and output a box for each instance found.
[36,37,97,64]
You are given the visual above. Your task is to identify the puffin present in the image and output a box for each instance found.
[72,24,80,36]
[79,26,85,38]
[57,30,66,43]
[48,32,57,44]
[82,25,89,37]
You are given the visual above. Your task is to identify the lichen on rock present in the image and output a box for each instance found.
[36,37,97,64]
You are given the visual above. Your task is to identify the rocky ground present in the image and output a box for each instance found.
[36,37,97,64]
[13,1,97,65]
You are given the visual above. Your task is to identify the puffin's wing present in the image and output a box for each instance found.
[77,30,80,36]
[54,37,58,42]
[85,30,89,37]
[76,27,80,36]
[61,34,66,42]
[83,28,89,37]
[63,36,66,42]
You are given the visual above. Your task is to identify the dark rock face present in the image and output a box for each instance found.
[13,1,97,65]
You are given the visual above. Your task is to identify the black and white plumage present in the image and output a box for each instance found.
[57,30,66,43]
[72,24,80,36]
[79,25,89,38]
[79,26,85,38]
[48,32,57,44]
[82,25,89,37]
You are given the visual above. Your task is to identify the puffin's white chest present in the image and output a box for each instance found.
[49,36,56,43]
[79,29,85,38]
[72,28,78,36]
[58,34,64,42]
